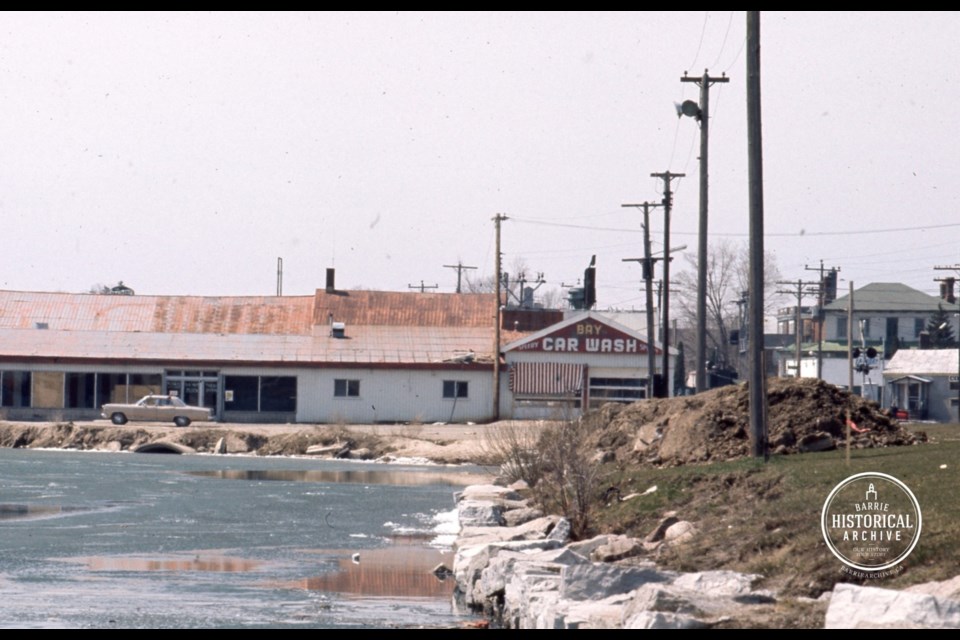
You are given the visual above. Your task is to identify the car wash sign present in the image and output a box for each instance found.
[513,319,653,354]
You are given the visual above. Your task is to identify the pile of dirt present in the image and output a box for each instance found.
[583,377,925,466]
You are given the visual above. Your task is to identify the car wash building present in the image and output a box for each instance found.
[501,311,674,419]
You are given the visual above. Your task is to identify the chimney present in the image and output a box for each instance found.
[939,277,956,305]
[325,268,336,293]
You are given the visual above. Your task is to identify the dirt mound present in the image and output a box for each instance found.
[583,377,924,466]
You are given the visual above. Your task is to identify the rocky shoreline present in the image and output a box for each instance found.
[449,483,960,628]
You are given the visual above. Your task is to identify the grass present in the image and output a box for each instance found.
[591,423,960,598]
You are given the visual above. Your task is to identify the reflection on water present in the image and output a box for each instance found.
[66,553,264,573]
[187,468,477,486]
[288,544,454,599]
[0,503,85,521]
[0,448,477,628]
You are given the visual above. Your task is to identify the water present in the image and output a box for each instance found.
[0,448,488,628]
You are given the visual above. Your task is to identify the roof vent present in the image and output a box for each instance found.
[331,321,346,339]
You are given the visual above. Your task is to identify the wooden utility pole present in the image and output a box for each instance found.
[776,279,819,378]
[407,281,438,293]
[847,282,854,465]
[444,262,477,293]
[651,171,684,397]
[935,264,960,421]
[492,214,507,421]
[682,69,729,393]
[622,201,663,398]
[746,11,767,459]
[847,281,855,394]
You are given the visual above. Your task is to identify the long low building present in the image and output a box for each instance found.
[0,276,673,424]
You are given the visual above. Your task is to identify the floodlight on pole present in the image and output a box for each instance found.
[675,100,702,122]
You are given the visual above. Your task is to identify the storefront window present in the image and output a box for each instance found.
[1,371,32,407]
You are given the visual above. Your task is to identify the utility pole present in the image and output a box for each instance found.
[444,262,478,294]
[622,201,663,398]
[805,261,841,380]
[680,69,729,393]
[492,213,508,421]
[746,11,766,459]
[934,263,960,421]
[407,281,438,293]
[776,279,820,378]
[651,171,684,397]
[847,282,855,393]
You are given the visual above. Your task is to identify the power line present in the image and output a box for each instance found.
[509,217,960,238]
[688,12,710,70]
[711,11,736,69]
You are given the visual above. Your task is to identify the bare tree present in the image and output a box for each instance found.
[673,239,782,371]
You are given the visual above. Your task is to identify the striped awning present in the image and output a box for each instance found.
[510,362,584,396]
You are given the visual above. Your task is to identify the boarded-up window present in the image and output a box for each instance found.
[33,372,64,408]
[128,374,162,400]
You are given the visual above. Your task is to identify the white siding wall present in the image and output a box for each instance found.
[297,368,494,424]
[793,355,885,398]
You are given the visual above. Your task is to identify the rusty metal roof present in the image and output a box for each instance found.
[0,325,495,365]
[0,291,315,335]
[0,289,517,365]
[314,290,496,327]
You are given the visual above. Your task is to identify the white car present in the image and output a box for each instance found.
[101,395,210,427]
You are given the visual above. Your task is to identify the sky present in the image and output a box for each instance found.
[1,11,957,312]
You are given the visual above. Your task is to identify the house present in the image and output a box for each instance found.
[820,282,958,350]
[883,349,960,422]
[779,282,959,399]
[0,275,669,424]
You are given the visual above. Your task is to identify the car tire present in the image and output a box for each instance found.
[174,416,191,428]
[111,413,128,425]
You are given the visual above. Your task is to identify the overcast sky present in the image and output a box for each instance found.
[1,11,957,311]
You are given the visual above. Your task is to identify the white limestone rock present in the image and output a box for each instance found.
[825,583,960,629]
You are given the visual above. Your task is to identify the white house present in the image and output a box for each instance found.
[883,349,960,422]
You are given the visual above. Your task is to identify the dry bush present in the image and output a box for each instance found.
[480,422,545,488]
[537,417,601,538]
[482,417,601,539]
